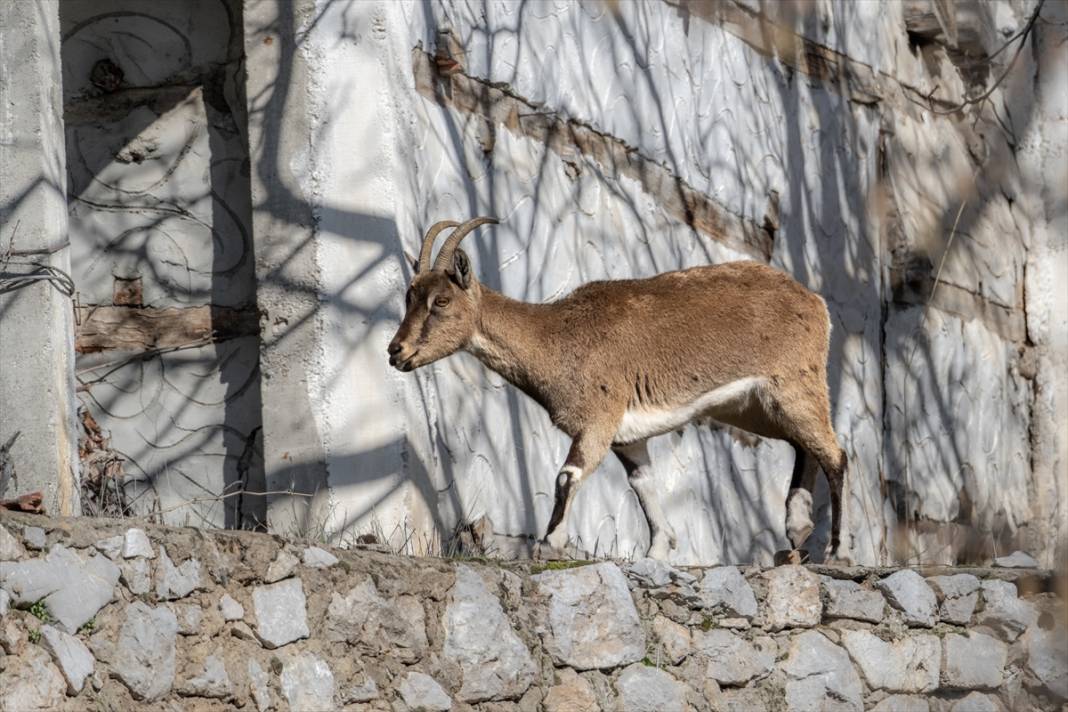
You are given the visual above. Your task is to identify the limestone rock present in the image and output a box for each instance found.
[1024,621,1068,700]
[0,587,8,616]
[443,565,536,702]
[0,617,26,655]
[23,525,46,550]
[652,615,691,664]
[696,628,775,685]
[976,579,1037,641]
[281,652,335,711]
[0,644,66,710]
[993,551,1038,568]
[264,549,299,583]
[717,688,768,712]
[871,694,930,711]
[840,629,939,692]
[253,577,309,648]
[120,557,152,595]
[87,628,113,663]
[341,675,379,703]
[782,630,863,712]
[398,671,452,711]
[0,543,119,632]
[248,658,272,712]
[122,528,155,559]
[113,601,178,700]
[220,593,244,621]
[763,565,821,630]
[533,561,646,670]
[942,631,1007,689]
[626,557,694,588]
[169,601,203,635]
[231,621,257,641]
[822,577,886,623]
[699,566,758,619]
[179,653,231,699]
[40,624,95,694]
[927,574,980,625]
[93,534,123,560]
[615,663,686,712]
[0,523,26,560]
[657,579,704,607]
[544,668,599,712]
[950,692,1002,712]
[302,545,339,568]
[155,548,202,600]
[876,570,937,627]
[325,576,427,661]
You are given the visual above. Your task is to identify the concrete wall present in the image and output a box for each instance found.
[250,0,1067,567]
[10,0,1059,567]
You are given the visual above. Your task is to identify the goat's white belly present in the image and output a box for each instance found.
[615,377,764,444]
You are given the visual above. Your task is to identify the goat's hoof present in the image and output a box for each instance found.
[648,543,670,561]
[788,523,815,550]
[823,553,854,567]
[534,540,567,561]
[648,533,676,561]
[773,549,809,566]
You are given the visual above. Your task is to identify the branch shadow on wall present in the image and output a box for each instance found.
[58,0,265,530]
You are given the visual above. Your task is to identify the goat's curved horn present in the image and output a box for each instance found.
[433,216,499,271]
[417,220,461,272]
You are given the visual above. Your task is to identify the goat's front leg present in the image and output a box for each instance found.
[542,429,613,551]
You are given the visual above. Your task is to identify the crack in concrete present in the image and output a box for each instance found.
[891,272,1027,343]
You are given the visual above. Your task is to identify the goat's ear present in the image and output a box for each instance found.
[447,249,472,289]
[403,249,419,275]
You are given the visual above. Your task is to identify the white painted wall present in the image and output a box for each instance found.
[264,0,1065,566]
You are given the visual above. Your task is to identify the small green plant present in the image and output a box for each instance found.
[28,628,41,644]
[699,615,715,631]
[530,559,594,575]
[28,599,52,624]
[79,618,96,634]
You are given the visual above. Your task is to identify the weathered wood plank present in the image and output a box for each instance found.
[75,305,259,354]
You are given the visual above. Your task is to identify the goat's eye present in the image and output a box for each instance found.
[434,296,451,308]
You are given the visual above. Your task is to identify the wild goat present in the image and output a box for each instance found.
[388,217,849,562]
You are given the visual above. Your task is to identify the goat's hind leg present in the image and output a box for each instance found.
[767,384,851,564]
[614,440,676,560]
[817,447,849,565]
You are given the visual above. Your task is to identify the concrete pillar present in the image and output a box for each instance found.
[242,0,332,536]
[0,0,80,514]
[1020,0,1068,567]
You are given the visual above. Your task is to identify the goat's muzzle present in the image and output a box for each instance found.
[387,338,418,372]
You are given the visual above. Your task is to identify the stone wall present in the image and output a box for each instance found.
[1,511,1064,711]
